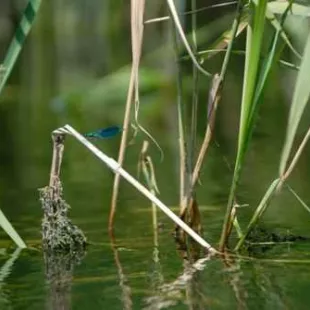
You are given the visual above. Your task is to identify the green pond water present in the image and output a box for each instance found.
[1,1,310,309]
[1,125,310,309]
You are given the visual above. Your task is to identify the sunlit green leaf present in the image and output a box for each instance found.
[220,0,268,249]
[0,209,26,248]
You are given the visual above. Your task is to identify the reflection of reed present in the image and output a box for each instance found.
[110,236,133,310]
[222,256,248,310]
[147,211,164,300]
[184,260,208,310]
[149,247,164,294]
[138,143,165,307]
[143,255,212,309]
[251,263,287,309]
[0,248,22,308]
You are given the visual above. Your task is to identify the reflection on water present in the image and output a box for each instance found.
[0,248,22,309]
[1,211,310,309]
[44,247,86,310]
[111,237,133,310]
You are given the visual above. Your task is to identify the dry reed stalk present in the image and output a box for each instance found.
[180,74,222,216]
[109,0,145,233]
[138,141,159,245]
[175,75,221,249]
[171,25,187,207]
[144,2,238,24]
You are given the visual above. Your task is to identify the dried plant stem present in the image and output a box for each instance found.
[181,1,243,218]
[170,13,187,206]
[49,134,65,187]
[144,2,238,24]
[189,0,199,194]
[109,0,145,232]
[180,74,221,214]
[192,74,221,189]
[57,125,218,254]
[166,0,211,77]
[109,73,135,232]
[177,87,187,205]
[139,141,159,245]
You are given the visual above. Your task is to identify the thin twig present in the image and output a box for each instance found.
[287,185,310,215]
[144,2,238,24]
[280,127,310,182]
[166,0,212,77]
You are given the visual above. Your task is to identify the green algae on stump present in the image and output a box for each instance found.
[39,180,86,252]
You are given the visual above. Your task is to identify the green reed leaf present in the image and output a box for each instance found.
[0,209,26,248]
[279,30,310,175]
[0,0,42,96]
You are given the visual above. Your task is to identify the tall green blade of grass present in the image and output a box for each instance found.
[279,29,310,175]
[219,0,268,251]
[0,210,26,248]
[251,1,293,127]
[229,2,294,251]
[0,0,42,95]
[0,0,41,248]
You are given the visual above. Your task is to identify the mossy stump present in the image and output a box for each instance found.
[39,179,86,252]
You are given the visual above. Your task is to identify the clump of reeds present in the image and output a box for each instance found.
[120,0,310,255]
